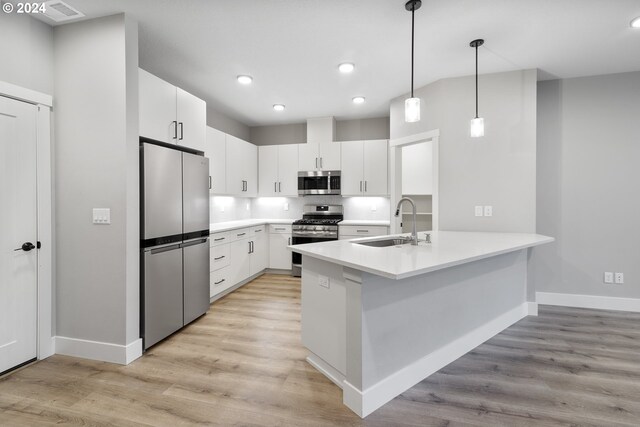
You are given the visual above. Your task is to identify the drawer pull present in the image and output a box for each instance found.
[356,230,369,233]
[237,232,246,236]
[214,255,225,260]
[214,237,226,241]
[255,229,263,233]
[275,227,286,231]
[214,279,225,285]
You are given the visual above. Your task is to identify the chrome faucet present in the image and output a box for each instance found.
[395,197,418,246]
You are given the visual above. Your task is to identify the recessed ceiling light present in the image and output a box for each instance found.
[352,96,366,104]
[338,63,355,73]
[273,104,285,111]
[631,16,640,28]
[237,75,253,84]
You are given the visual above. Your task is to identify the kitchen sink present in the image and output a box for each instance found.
[355,237,413,247]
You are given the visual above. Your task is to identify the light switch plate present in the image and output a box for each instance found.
[92,208,111,225]
[604,272,614,284]
[318,275,330,289]
[475,206,484,217]
[484,206,493,217]
[284,202,289,211]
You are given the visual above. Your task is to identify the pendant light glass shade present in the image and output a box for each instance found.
[470,117,484,138]
[405,97,421,123]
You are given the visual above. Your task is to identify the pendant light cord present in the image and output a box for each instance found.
[411,5,415,98]
[475,43,479,119]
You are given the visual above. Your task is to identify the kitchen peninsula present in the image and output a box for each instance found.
[291,231,554,417]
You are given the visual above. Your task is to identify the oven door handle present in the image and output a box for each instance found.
[292,232,338,237]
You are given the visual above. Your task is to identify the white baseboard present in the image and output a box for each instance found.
[536,292,640,313]
[345,302,530,418]
[306,354,345,389]
[526,301,538,316]
[54,336,142,365]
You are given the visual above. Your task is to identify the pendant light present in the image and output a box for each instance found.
[404,0,422,123]
[469,39,485,137]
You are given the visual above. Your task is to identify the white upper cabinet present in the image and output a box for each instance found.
[259,144,299,196]
[226,135,257,197]
[176,88,206,152]
[402,141,433,195]
[205,127,226,194]
[298,142,341,171]
[139,69,206,152]
[340,140,388,196]
[139,69,176,144]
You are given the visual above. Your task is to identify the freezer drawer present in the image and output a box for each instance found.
[143,244,184,349]
[142,143,183,240]
[183,237,210,324]
[183,152,210,235]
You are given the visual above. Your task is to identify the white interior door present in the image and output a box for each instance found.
[0,96,38,374]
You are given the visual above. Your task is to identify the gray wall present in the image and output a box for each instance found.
[54,14,139,346]
[0,13,53,95]
[207,108,251,141]
[530,72,640,299]
[250,122,306,146]
[390,69,538,233]
[249,117,390,146]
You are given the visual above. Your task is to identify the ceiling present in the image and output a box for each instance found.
[41,0,640,126]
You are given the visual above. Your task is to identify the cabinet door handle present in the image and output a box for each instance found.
[214,237,226,241]
[364,181,367,192]
[209,176,212,190]
[179,122,184,140]
[237,232,246,237]
[360,181,362,192]
[214,255,225,260]
[320,157,323,168]
[214,279,225,285]
[315,157,318,168]
[172,121,178,139]
[255,229,262,233]
[278,182,281,192]
[288,237,291,245]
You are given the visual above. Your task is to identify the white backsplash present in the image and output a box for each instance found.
[210,195,391,224]
[209,196,253,223]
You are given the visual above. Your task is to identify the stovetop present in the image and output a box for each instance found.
[293,218,343,226]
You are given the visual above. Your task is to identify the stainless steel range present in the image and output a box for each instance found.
[291,205,343,277]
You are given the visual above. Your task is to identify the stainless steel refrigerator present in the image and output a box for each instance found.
[140,141,210,350]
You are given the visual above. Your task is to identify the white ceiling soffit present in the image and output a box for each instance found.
[43,0,640,126]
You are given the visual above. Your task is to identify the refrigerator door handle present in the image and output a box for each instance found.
[149,244,181,255]
[181,238,208,248]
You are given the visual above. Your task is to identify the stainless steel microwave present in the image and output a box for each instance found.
[298,170,341,196]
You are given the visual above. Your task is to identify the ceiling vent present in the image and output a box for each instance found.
[42,1,85,22]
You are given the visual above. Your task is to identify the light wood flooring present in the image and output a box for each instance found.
[1,274,640,426]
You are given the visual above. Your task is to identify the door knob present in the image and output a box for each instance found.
[15,242,36,252]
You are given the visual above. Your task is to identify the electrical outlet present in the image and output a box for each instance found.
[318,275,330,289]
[475,206,484,217]
[371,204,377,212]
[604,272,614,284]
[484,206,493,217]
[615,272,624,284]
[246,202,250,211]
[284,202,289,211]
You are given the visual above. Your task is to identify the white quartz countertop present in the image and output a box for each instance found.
[210,219,295,233]
[339,220,390,226]
[289,231,554,280]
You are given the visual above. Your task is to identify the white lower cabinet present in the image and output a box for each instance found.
[269,224,292,270]
[210,225,271,299]
[339,225,389,240]
[249,226,268,276]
